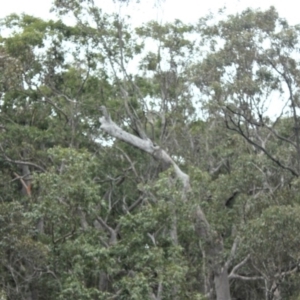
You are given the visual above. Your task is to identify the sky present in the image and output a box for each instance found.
[0,0,300,26]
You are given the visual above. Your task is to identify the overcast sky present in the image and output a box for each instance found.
[1,0,300,26]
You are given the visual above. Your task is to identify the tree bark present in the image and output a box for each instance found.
[214,266,231,300]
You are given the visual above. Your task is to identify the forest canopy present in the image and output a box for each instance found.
[1,2,300,300]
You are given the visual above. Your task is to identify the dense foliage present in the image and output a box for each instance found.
[1,2,300,299]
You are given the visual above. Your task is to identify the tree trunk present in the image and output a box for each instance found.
[214,266,231,300]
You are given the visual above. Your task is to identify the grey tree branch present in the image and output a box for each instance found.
[229,254,250,279]
[99,106,190,191]
[99,108,212,244]
[229,254,265,282]
[225,236,240,269]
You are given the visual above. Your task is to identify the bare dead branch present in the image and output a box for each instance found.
[99,106,190,191]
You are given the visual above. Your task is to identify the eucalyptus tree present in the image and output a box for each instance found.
[191,6,300,299]
[2,2,300,300]
[0,4,197,300]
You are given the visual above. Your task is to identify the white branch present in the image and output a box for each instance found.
[99,106,190,192]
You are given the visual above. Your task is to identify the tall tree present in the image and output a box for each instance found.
[2,3,300,300]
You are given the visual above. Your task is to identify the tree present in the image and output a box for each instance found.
[191,6,300,299]
[2,3,300,300]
